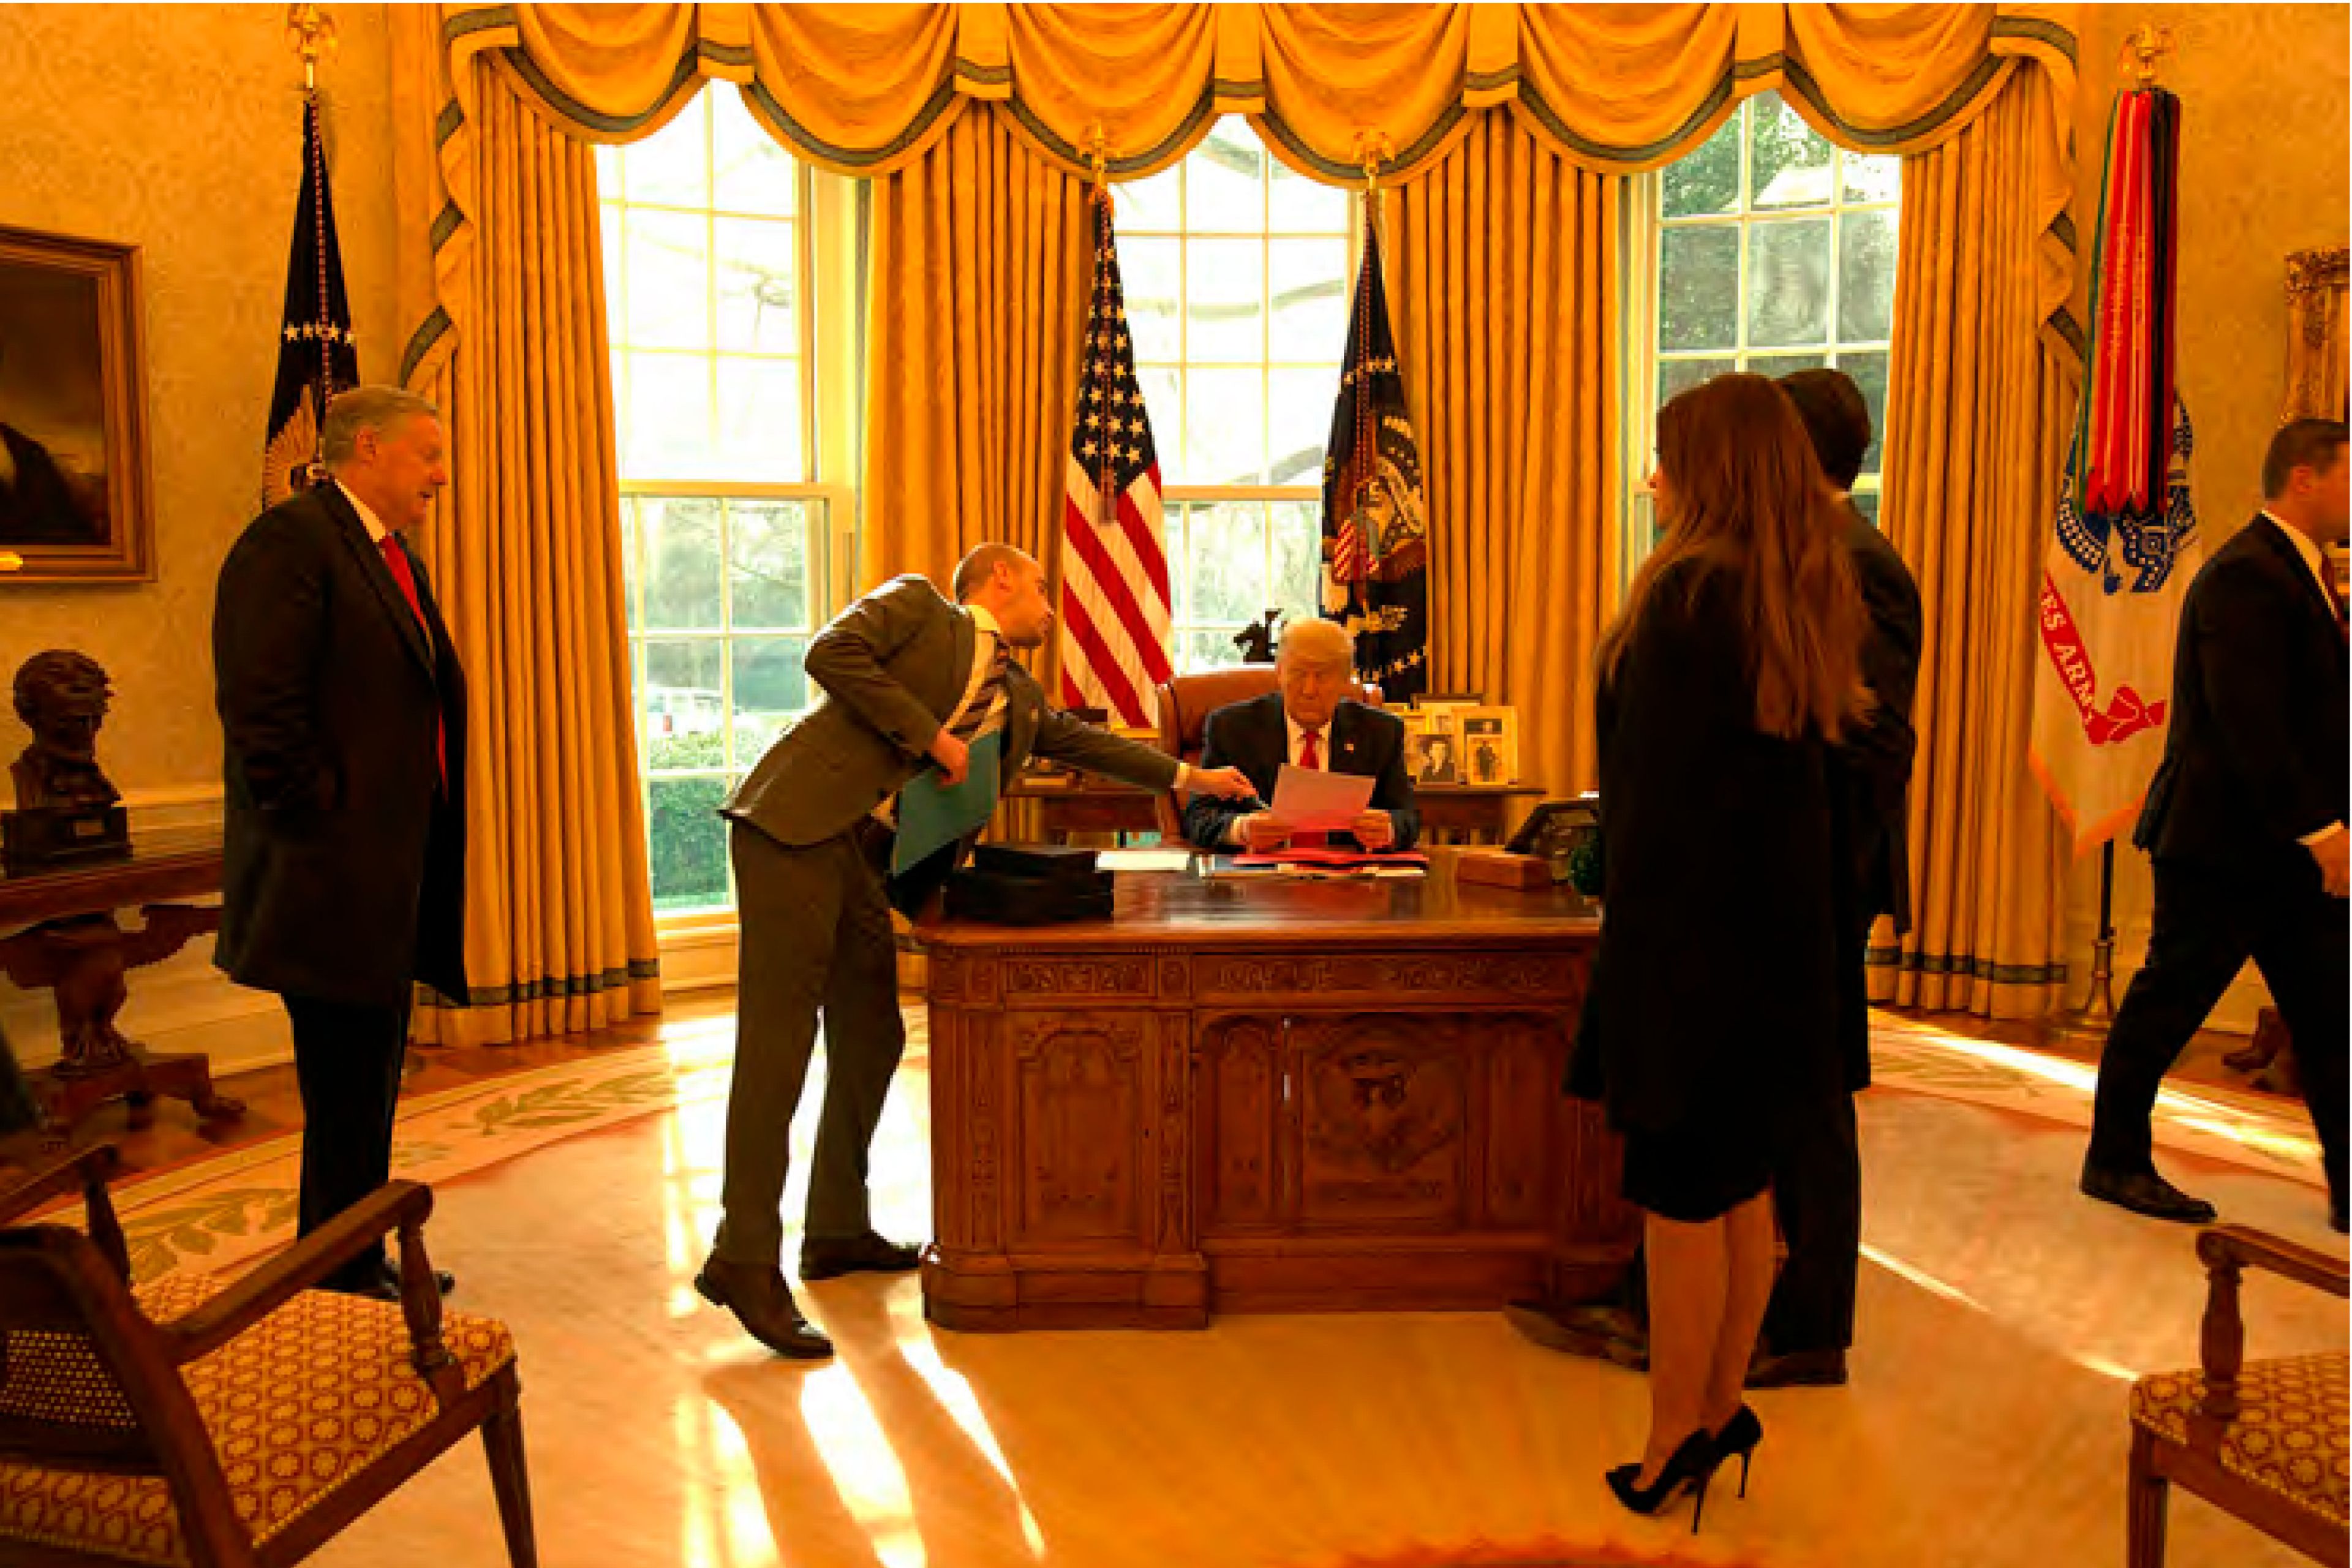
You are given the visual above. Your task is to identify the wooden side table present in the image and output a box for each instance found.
[0,826,246,1143]
[1415,783,1546,845]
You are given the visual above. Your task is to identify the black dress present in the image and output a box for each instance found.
[1567,560,1849,1223]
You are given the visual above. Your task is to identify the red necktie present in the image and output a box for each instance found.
[377,533,448,791]
[1298,729,1322,770]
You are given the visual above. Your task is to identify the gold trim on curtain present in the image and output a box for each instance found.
[1394,114,1619,798]
[393,35,662,1045]
[862,104,1091,628]
[1875,74,2072,1018]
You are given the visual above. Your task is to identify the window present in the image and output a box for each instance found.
[1630,92,1901,548]
[1118,124,1356,671]
[598,92,840,914]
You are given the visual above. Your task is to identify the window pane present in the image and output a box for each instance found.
[1750,94,1833,209]
[594,143,623,197]
[1658,225,1739,351]
[1842,150,1901,206]
[600,205,625,336]
[638,498,723,630]
[1123,165,1183,232]
[1189,500,1270,625]
[1138,366,1183,470]
[1663,107,1743,219]
[1182,627,1244,672]
[1838,210,1899,343]
[647,775,730,910]
[1270,237,1348,365]
[1186,237,1264,364]
[1657,355,1735,410]
[1270,500,1324,620]
[1267,367,1331,487]
[1163,501,1194,624]
[1123,236,1182,365]
[642,639,725,770]
[623,104,709,209]
[1850,488,1882,526]
[712,92,794,217]
[728,499,810,629]
[619,498,641,631]
[730,636,810,762]
[1186,126,1264,231]
[1183,368,1265,486]
[715,217,796,353]
[1268,157,1349,235]
[1746,218,1831,347]
[1841,350,1890,477]
[624,353,715,478]
[623,211,710,350]
[715,356,803,481]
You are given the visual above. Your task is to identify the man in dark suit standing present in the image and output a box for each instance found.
[1181,617,1419,853]
[703,544,1251,1359]
[214,386,467,1300]
[2084,418,2349,1231]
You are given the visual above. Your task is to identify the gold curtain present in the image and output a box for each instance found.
[1875,74,2071,1019]
[1393,115,1619,795]
[392,23,662,1045]
[861,105,1091,647]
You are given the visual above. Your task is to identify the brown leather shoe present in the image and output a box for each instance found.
[799,1232,923,1282]
[1745,1346,1849,1389]
[696,1259,834,1359]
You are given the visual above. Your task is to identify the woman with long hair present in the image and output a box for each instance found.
[1570,372,1864,1527]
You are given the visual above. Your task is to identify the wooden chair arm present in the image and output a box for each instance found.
[2192,1223,2350,1425]
[157,1182,437,1363]
[0,1143,130,1280]
[2197,1223,2351,1298]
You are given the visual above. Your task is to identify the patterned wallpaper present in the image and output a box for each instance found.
[0,3,399,804]
[2065,3,2349,1027]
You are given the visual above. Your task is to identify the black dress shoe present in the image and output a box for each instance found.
[323,1259,457,1303]
[385,1261,456,1297]
[696,1259,834,1360]
[1503,1300,1649,1370]
[1745,1347,1848,1389]
[2080,1163,2217,1224]
[799,1232,923,1281]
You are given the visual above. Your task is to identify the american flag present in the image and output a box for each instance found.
[1057,190,1174,727]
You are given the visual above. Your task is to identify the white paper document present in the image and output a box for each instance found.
[1096,848,1194,873]
[1268,763,1376,832]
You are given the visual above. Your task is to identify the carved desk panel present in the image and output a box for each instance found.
[919,853,1633,1330]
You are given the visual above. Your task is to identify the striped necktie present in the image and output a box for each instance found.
[949,638,1012,743]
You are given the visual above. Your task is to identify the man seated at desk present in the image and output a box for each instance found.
[1183,619,1419,853]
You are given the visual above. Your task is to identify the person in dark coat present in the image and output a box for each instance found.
[213,386,468,1299]
[1569,373,1863,1522]
[2084,417,2349,1231]
[1181,617,1419,853]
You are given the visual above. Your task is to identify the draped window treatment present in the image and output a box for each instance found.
[389,4,2083,1022]
[390,12,661,1046]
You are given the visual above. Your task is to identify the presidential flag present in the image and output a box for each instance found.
[1057,189,1174,727]
[2030,87,2200,853]
[263,93,358,507]
[1321,221,1428,700]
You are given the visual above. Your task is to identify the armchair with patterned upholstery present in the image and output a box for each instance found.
[0,1146,534,1568]
[2128,1223,2348,1567]
[1150,668,1380,840]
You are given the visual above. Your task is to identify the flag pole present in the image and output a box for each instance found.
[2047,24,2175,1048]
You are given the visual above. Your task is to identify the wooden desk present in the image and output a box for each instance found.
[0,826,244,1140]
[918,850,1634,1330]
[1005,774,1544,846]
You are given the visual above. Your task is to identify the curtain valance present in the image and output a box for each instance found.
[401,4,2076,405]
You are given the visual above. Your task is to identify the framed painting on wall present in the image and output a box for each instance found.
[0,225,153,584]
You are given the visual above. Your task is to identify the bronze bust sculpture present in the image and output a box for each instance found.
[10,650,121,812]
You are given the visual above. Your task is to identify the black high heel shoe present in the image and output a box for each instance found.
[1711,1404,1763,1498]
[1604,1428,1722,1532]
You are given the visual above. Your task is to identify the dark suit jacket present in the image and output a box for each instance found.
[214,483,469,1009]
[1181,692,1419,851]
[1839,505,1923,933]
[2135,513,2348,881]
[1568,560,1845,1134]
[726,572,1182,850]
